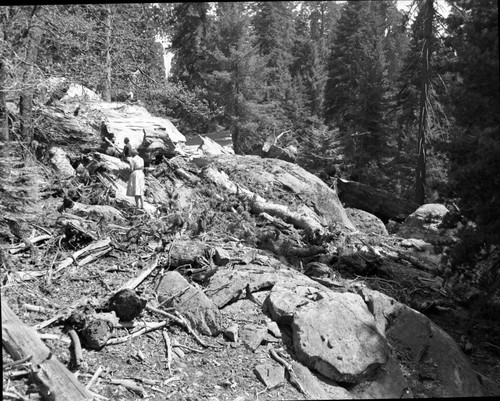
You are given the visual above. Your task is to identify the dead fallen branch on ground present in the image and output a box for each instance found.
[23,304,52,313]
[85,366,103,391]
[162,329,172,375]
[114,255,159,293]
[270,349,308,398]
[38,333,71,345]
[2,300,92,401]
[104,321,168,346]
[108,379,147,397]
[54,238,112,275]
[67,328,83,368]
[145,304,220,349]
[9,235,52,254]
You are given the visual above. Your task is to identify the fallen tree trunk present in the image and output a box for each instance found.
[54,238,112,274]
[336,178,418,223]
[203,167,325,234]
[69,201,124,220]
[2,300,92,401]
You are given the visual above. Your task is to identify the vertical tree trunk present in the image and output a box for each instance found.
[0,59,8,142]
[19,6,44,144]
[103,4,112,102]
[415,0,433,205]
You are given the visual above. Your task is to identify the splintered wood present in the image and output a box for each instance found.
[1,300,92,401]
[54,238,112,274]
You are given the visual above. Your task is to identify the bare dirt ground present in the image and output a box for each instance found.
[2,144,500,400]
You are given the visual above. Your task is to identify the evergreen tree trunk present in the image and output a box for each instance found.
[415,0,433,205]
[0,59,8,142]
[19,5,44,143]
[103,5,112,102]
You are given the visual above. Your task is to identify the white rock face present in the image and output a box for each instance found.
[398,203,451,243]
[292,292,389,384]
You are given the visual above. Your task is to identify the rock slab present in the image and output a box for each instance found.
[292,292,389,384]
[254,364,285,389]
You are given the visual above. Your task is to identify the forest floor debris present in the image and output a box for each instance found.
[2,141,500,400]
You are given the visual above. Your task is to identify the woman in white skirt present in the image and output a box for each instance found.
[126,149,145,209]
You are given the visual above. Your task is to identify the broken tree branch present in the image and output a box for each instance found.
[145,304,219,349]
[67,329,83,369]
[162,329,172,375]
[9,235,52,254]
[105,321,168,346]
[54,238,112,274]
[85,366,103,391]
[115,255,159,293]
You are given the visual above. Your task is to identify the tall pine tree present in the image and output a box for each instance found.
[324,1,398,183]
[396,0,448,204]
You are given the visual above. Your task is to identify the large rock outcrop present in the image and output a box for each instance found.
[201,154,356,233]
[202,253,484,398]
[292,292,389,384]
[38,80,186,159]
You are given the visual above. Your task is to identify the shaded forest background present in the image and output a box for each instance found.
[0,1,499,291]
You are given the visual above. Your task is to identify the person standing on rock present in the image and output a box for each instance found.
[122,137,133,159]
[126,149,145,209]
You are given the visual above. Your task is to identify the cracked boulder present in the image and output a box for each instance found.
[156,271,223,336]
[292,292,389,384]
[204,263,295,308]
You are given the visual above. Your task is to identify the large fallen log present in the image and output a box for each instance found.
[203,167,325,234]
[1,300,92,401]
[336,178,419,223]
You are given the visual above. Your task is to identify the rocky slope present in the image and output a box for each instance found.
[1,88,499,400]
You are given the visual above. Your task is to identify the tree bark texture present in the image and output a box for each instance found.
[19,5,45,143]
[415,0,434,205]
[103,5,113,102]
[0,59,8,142]
[2,300,92,400]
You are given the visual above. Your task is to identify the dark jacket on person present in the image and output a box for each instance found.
[123,143,133,158]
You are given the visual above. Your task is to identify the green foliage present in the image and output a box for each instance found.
[169,2,211,90]
[440,0,500,316]
[324,1,405,183]
[295,122,343,178]
[395,0,450,204]
[445,0,499,243]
